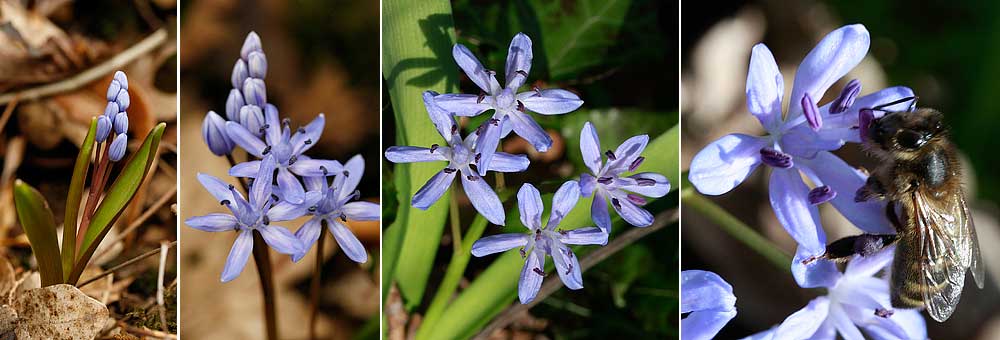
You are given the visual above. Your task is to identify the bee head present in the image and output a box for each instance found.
[868,108,944,152]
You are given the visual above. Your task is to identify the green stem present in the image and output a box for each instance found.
[681,188,791,271]
[308,221,326,340]
[449,187,462,253]
[415,214,489,340]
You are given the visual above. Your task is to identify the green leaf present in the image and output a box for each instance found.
[382,0,458,309]
[13,180,64,286]
[68,123,165,285]
[425,124,679,339]
[531,0,632,80]
[62,118,97,281]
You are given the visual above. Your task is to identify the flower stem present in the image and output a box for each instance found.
[448,186,462,253]
[680,188,791,271]
[226,154,277,340]
[77,141,111,257]
[415,213,489,340]
[308,221,327,340]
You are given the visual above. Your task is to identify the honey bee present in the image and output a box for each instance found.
[822,96,984,322]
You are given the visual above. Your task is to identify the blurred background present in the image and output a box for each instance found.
[681,1,1000,338]
[0,0,177,337]
[179,1,379,339]
[382,0,679,338]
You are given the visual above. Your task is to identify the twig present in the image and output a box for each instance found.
[0,29,169,105]
[94,185,176,260]
[77,240,176,288]
[156,241,169,333]
[472,208,679,339]
[0,95,19,136]
[117,320,177,339]
[308,221,327,340]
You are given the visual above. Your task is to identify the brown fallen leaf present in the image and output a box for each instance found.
[14,283,109,340]
[0,256,14,305]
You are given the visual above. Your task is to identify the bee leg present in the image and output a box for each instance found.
[815,234,898,263]
[855,176,887,202]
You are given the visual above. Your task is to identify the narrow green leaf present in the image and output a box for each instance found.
[68,123,165,284]
[425,124,679,339]
[63,118,97,281]
[13,180,64,286]
[383,0,458,309]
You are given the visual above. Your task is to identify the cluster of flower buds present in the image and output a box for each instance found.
[98,71,131,162]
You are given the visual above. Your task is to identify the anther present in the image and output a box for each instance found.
[467,175,478,181]
[533,268,545,276]
[340,213,348,222]
[343,170,350,177]
[297,127,306,134]
[627,194,647,206]
[611,198,622,210]
[451,124,458,135]
[635,178,656,186]
[262,145,272,155]
[228,184,236,190]
[288,156,297,165]
[430,144,439,153]
[532,86,541,95]
[759,147,793,168]
[808,185,837,205]
[629,156,645,172]
[220,199,231,206]
[597,177,613,185]
[490,118,500,126]
[308,206,317,212]
[320,166,329,175]
[262,215,270,225]
[516,100,525,112]
[605,150,617,160]
[282,118,291,127]
[875,308,894,318]
[304,139,312,145]
[475,153,482,162]
[802,93,822,131]
[829,79,862,114]
[519,248,526,258]
[477,92,486,104]
[443,168,457,174]
[516,70,528,77]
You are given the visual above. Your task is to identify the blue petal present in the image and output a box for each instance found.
[551,243,583,290]
[487,152,529,173]
[433,94,492,117]
[505,33,533,90]
[412,169,455,209]
[263,103,281,145]
[829,304,864,340]
[623,172,671,198]
[291,113,325,155]
[792,245,842,288]
[220,230,254,282]
[547,180,581,229]
[422,91,461,141]
[197,173,234,204]
[471,233,528,257]
[518,251,544,304]
[558,227,607,246]
[250,155,276,208]
[292,217,322,262]
[769,168,826,252]
[518,89,583,115]
[230,59,249,92]
[844,244,895,278]
[680,270,736,313]
[108,134,127,162]
[259,225,301,255]
[746,43,784,131]
[787,24,870,122]
[591,191,611,234]
[683,309,738,340]
[774,297,830,339]
[462,172,505,225]
[185,213,238,232]
[240,31,263,59]
[225,121,266,157]
[801,152,894,234]
[288,159,343,177]
[473,116,505,176]
[225,90,245,122]
[202,111,234,156]
[229,160,260,177]
[508,110,551,153]
[247,51,267,79]
[608,190,654,227]
[276,167,305,204]
[343,201,380,221]
[452,44,501,94]
[605,134,649,175]
[243,78,267,106]
[819,86,914,130]
[385,146,449,164]
[329,220,367,263]
[579,122,604,175]
[688,134,767,195]
[517,183,544,230]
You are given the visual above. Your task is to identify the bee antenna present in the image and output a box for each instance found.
[870,96,918,113]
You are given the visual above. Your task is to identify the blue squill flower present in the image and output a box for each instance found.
[384,91,529,226]
[293,154,379,263]
[681,270,737,340]
[227,107,342,204]
[741,247,927,340]
[687,24,914,288]
[108,134,127,162]
[578,122,670,234]
[99,71,131,142]
[433,33,583,176]
[184,155,312,282]
[202,111,235,156]
[471,181,607,304]
[224,32,268,137]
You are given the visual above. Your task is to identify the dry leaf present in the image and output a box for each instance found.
[14,284,109,340]
[0,256,14,305]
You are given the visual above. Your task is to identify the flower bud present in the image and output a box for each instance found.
[243,78,267,106]
[103,101,119,118]
[202,111,234,156]
[240,105,265,137]
[113,70,128,90]
[109,133,128,162]
[115,89,130,111]
[231,59,248,90]
[247,51,267,79]
[96,115,112,143]
[105,79,121,102]
[225,89,245,121]
[241,31,263,60]
[114,112,129,134]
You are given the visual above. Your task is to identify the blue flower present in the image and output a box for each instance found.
[202,111,235,156]
[471,181,607,304]
[681,270,737,340]
[578,122,671,234]
[224,32,268,136]
[384,91,529,226]
[184,155,312,282]
[433,33,583,176]
[102,71,131,161]
[292,154,379,263]
[742,247,926,340]
[226,107,343,204]
[108,133,127,162]
[687,24,914,287]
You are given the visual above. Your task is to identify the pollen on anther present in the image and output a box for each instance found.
[605,150,617,160]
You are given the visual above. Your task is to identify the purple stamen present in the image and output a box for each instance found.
[516,100,525,112]
[875,308,894,318]
[635,178,656,186]
[597,177,614,185]
[629,156,645,172]
[605,150,616,161]
[802,93,822,131]
[516,70,528,77]
[611,198,622,210]
[430,144,439,153]
[808,185,837,205]
[759,147,793,168]
[466,175,478,181]
[829,79,861,114]
[477,92,486,104]
[443,168,457,174]
[475,153,482,162]
[451,124,458,135]
[626,194,646,206]
[340,213,348,222]
[859,108,875,141]
[532,267,545,276]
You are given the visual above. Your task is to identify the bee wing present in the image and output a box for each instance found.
[913,190,979,322]
[959,194,985,288]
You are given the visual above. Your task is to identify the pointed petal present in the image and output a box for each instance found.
[505,33,533,89]
[225,121,266,157]
[551,243,584,290]
[609,191,654,227]
[473,116,505,176]
[787,24,870,121]
[829,305,865,340]
[292,218,322,262]
[547,181,581,228]
[774,297,830,339]
[220,230,254,282]
[263,103,281,145]
[276,167,305,204]
[385,146,449,163]
[259,225,302,255]
[291,113,326,155]
[519,89,583,115]
[622,172,671,198]
[452,44,501,94]
[267,201,310,222]
[591,192,611,234]
[800,152,894,234]
[185,213,238,232]
[343,201,380,221]
[288,159,344,177]
[681,270,736,313]
[197,173,235,204]
[508,111,552,152]
[229,160,261,177]
[471,233,528,257]
[559,227,607,246]
[329,220,367,263]
[302,176,328,192]
[579,122,603,174]
[769,169,826,252]
[605,134,649,175]
[433,93,492,117]
[412,169,455,209]
[792,245,842,288]
[518,251,544,304]
[462,173,505,225]
[683,309,738,340]
[517,183,544,230]
[746,43,784,131]
[250,155,276,208]
[487,152,529,173]
[688,134,767,195]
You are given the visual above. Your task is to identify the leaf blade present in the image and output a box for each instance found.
[63,118,97,281]
[13,180,63,286]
